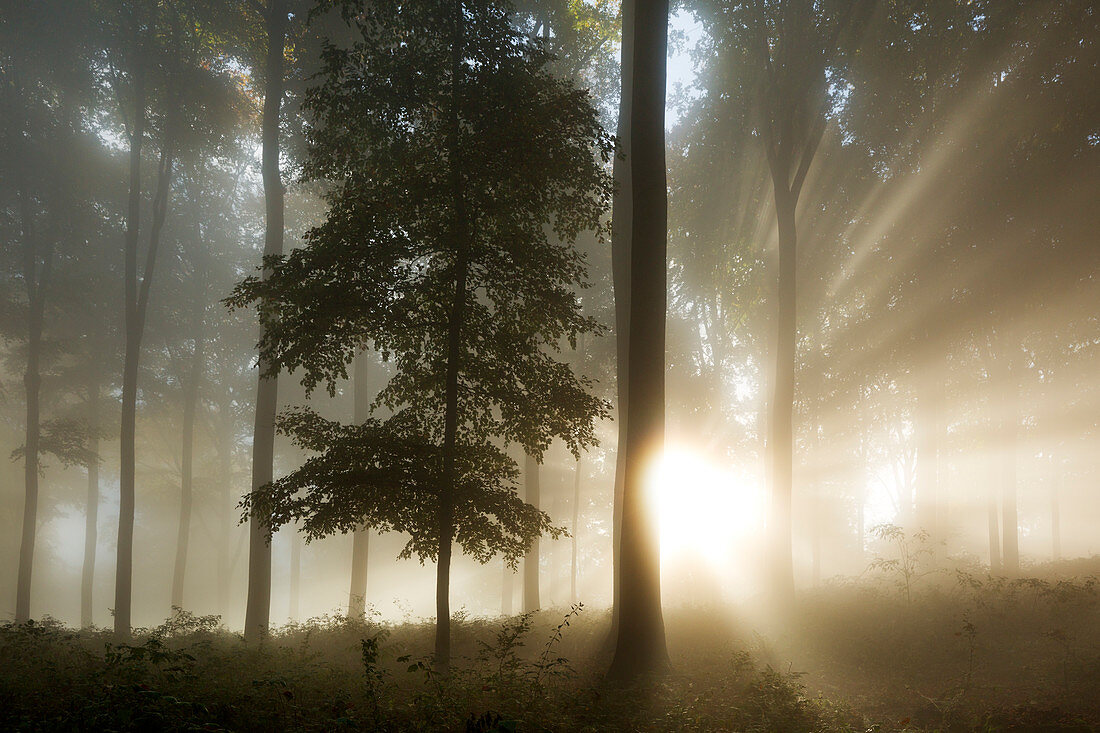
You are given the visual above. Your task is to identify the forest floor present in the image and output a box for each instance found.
[3,559,1100,732]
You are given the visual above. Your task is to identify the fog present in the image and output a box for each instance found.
[1,0,1098,728]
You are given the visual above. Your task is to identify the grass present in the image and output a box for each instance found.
[3,561,1100,731]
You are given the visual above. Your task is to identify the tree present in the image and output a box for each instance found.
[744,0,869,605]
[230,0,612,670]
[106,0,245,637]
[348,349,370,618]
[606,0,671,680]
[0,0,100,623]
[243,0,289,643]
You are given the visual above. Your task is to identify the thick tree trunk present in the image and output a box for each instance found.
[767,189,797,607]
[571,458,581,605]
[523,453,541,612]
[171,326,204,610]
[607,0,670,681]
[607,0,635,652]
[244,0,287,643]
[81,381,100,628]
[349,351,370,617]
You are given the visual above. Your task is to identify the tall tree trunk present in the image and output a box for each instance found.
[523,453,541,612]
[501,559,514,615]
[289,530,300,620]
[114,47,149,637]
[15,167,50,625]
[82,379,100,628]
[767,189,797,606]
[216,420,232,616]
[811,480,821,587]
[988,487,1001,574]
[433,0,471,672]
[571,457,581,605]
[914,377,938,533]
[607,0,634,652]
[171,324,204,610]
[117,129,173,639]
[244,0,287,642]
[1000,377,1019,576]
[349,351,370,617]
[1051,459,1062,561]
[607,0,670,680]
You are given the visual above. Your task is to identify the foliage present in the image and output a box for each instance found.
[229,0,614,569]
[867,523,943,603]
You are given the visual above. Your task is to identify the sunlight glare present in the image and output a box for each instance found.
[649,446,765,567]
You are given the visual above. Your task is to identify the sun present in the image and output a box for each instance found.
[649,445,765,566]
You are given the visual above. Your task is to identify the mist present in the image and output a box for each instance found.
[2,0,1098,729]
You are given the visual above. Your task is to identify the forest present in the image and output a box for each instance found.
[1,0,1098,730]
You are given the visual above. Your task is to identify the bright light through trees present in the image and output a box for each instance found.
[650,446,766,565]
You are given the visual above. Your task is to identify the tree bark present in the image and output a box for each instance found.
[114,45,149,637]
[988,486,1001,574]
[571,457,581,605]
[607,0,634,651]
[434,0,471,672]
[81,380,100,628]
[607,0,670,681]
[15,163,50,625]
[289,531,300,620]
[215,418,232,616]
[349,351,370,617]
[171,324,204,610]
[767,189,796,606]
[501,558,514,615]
[1051,459,1062,561]
[523,453,541,613]
[244,0,287,642]
[1000,376,1020,577]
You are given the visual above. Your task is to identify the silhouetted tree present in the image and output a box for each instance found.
[230,0,612,670]
[607,0,671,680]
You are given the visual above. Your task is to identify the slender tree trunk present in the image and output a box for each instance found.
[811,481,821,587]
[1000,364,1020,577]
[914,378,938,533]
[768,189,797,606]
[433,0,471,672]
[289,530,300,620]
[607,0,670,681]
[571,457,581,605]
[171,325,204,610]
[988,487,1001,574]
[216,422,231,615]
[502,559,514,615]
[114,49,148,638]
[523,453,541,612]
[82,380,100,628]
[349,351,370,617]
[1051,460,1062,561]
[244,0,287,642]
[15,153,49,624]
[607,0,635,651]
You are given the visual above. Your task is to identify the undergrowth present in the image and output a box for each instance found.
[2,561,1099,732]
